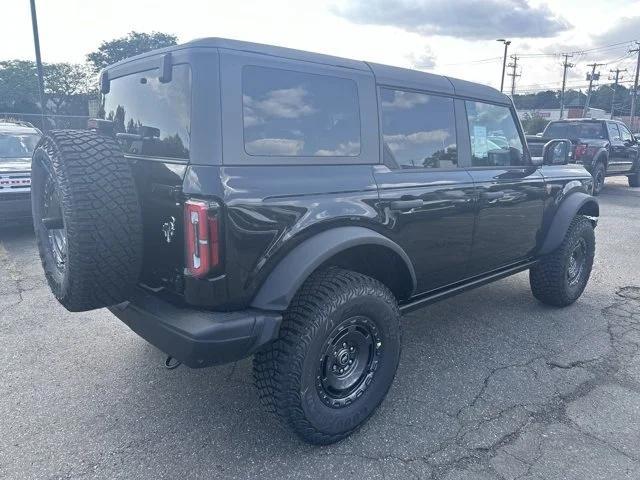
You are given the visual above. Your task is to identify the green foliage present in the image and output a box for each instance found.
[521,114,549,135]
[514,84,635,116]
[86,31,178,71]
[0,60,94,114]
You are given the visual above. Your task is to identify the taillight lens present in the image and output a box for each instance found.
[184,200,220,278]
[574,144,587,158]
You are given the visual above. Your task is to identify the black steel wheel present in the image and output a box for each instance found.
[316,315,382,408]
[592,161,606,195]
[253,268,401,445]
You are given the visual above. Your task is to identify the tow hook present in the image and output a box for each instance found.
[164,356,181,370]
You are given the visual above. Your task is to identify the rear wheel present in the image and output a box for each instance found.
[529,216,595,307]
[591,161,606,195]
[31,130,143,312]
[253,268,401,445]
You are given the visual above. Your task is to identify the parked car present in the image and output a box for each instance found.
[30,38,598,444]
[527,119,640,194]
[0,121,41,224]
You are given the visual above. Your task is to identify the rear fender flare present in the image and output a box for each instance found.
[250,226,417,311]
[539,193,599,256]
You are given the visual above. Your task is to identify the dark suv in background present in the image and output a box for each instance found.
[0,121,41,224]
[30,38,598,444]
[528,119,640,194]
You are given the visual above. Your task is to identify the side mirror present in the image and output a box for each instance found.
[542,139,571,166]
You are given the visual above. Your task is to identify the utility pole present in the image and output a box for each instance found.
[583,63,604,118]
[29,0,47,129]
[559,54,574,119]
[629,42,640,130]
[497,39,511,93]
[609,68,626,119]
[507,55,520,97]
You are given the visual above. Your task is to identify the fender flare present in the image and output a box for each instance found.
[250,226,417,311]
[539,193,599,256]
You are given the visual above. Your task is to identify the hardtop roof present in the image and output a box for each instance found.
[105,37,510,104]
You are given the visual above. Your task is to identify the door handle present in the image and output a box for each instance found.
[389,199,424,211]
[481,191,505,200]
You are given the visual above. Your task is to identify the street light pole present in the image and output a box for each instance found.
[497,39,511,93]
[29,0,47,129]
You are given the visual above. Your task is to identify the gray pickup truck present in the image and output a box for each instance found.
[527,119,640,194]
[0,121,41,223]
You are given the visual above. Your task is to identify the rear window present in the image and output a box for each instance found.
[101,64,191,160]
[0,132,40,158]
[241,65,361,157]
[544,122,606,140]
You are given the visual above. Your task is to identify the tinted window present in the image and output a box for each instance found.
[607,123,621,140]
[466,101,525,167]
[380,89,457,169]
[0,132,40,158]
[618,123,633,142]
[544,122,606,140]
[242,65,360,157]
[102,64,191,159]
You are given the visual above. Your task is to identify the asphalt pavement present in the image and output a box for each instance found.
[1,177,640,480]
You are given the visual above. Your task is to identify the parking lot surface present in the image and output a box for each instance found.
[2,178,640,480]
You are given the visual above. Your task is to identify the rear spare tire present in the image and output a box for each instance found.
[31,130,143,312]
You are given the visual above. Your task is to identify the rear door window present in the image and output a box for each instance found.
[241,65,361,157]
[101,64,191,160]
[380,89,457,169]
[607,122,621,141]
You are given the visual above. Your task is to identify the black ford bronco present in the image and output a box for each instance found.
[31,38,598,445]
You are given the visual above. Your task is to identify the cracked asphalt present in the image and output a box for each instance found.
[1,177,640,480]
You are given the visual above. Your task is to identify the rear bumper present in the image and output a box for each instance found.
[109,287,282,368]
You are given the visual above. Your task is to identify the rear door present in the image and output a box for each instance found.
[373,88,476,293]
[462,100,546,275]
[606,122,628,172]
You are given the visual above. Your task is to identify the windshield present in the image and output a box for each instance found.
[544,122,606,140]
[0,133,41,158]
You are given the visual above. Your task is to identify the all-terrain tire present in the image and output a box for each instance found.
[591,161,606,195]
[31,130,143,312]
[628,169,640,187]
[529,216,595,307]
[253,268,401,445]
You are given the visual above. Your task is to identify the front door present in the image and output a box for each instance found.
[373,88,476,294]
[462,100,546,275]
[612,123,638,173]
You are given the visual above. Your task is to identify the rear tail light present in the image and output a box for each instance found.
[184,200,221,278]
[574,144,587,159]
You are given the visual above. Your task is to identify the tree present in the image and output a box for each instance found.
[86,31,178,71]
[0,60,41,113]
[44,63,95,114]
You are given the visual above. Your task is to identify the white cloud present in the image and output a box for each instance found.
[245,138,304,155]
[384,129,451,151]
[315,140,360,156]
[382,91,430,110]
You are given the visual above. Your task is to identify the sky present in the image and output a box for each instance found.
[3,0,640,94]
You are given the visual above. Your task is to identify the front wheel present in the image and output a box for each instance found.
[591,161,606,195]
[529,216,595,307]
[253,268,401,445]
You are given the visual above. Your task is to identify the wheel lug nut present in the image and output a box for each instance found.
[332,365,337,371]
[349,346,354,352]
[348,360,353,365]
[343,343,347,348]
